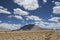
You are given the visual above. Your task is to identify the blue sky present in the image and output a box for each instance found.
[0,0,60,30]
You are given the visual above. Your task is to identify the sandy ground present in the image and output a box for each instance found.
[0,30,59,40]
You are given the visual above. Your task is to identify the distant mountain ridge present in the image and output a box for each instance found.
[0,24,50,31]
[20,24,47,30]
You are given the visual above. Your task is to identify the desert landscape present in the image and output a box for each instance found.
[0,24,59,40]
[0,30,59,40]
[0,0,60,40]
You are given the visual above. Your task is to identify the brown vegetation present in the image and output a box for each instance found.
[0,30,59,40]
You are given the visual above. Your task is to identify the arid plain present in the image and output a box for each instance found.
[0,30,59,40]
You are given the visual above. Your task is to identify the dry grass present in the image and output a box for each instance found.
[56,31,60,40]
[0,30,58,40]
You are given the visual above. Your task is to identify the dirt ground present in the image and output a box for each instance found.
[0,30,59,40]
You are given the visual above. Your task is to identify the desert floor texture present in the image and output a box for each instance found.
[0,30,59,40]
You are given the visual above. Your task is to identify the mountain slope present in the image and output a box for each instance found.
[20,24,47,30]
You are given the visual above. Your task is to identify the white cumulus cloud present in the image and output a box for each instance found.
[35,21,60,29]
[48,17,60,22]
[0,23,21,31]
[53,6,60,14]
[8,15,24,20]
[55,2,60,6]
[26,15,42,21]
[13,8,29,15]
[43,0,47,3]
[0,6,11,14]
[14,0,39,10]
[14,15,23,20]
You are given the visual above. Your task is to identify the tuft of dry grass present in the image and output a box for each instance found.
[0,30,59,40]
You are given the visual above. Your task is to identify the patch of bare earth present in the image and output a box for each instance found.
[0,30,58,40]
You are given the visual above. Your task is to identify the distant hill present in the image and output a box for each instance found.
[20,24,47,30]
